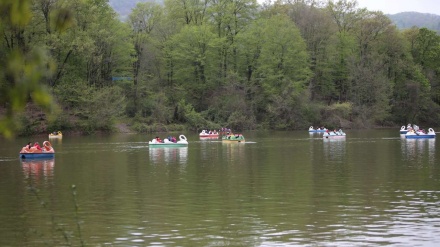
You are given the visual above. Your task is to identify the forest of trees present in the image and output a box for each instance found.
[1,0,440,137]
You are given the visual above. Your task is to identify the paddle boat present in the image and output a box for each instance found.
[222,133,245,143]
[149,135,189,147]
[199,130,219,138]
[405,128,436,139]
[19,141,55,159]
[309,126,327,132]
[49,131,63,138]
[400,124,413,134]
[323,129,346,139]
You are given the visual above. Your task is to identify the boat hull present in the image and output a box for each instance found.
[20,153,55,159]
[149,143,188,147]
[323,135,346,139]
[405,135,435,139]
[222,139,245,143]
[199,135,219,138]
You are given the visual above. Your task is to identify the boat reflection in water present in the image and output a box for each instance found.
[401,138,436,164]
[323,137,346,163]
[149,147,188,165]
[222,141,246,163]
[21,158,55,181]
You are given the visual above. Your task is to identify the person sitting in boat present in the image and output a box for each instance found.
[155,136,162,143]
[20,142,33,153]
[35,142,43,152]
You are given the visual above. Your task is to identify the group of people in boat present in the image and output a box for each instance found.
[201,130,219,135]
[20,141,54,153]
[224,133,245,140]
[155,136,177,143]
[325,129,346,135]
[405,124,430,134]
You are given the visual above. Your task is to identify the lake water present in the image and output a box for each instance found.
[1,129,440,246]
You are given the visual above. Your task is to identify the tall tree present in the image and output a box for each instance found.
[0,0,73,137]
[326,0,360,102]
[129,2,164,115]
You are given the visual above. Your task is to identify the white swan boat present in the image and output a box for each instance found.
[309,126,327,132]
[323,129,346,138]
[149,135,189,147]
[400,124,413,134]
[405,128,436,139]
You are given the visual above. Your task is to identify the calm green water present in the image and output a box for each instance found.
[1,129,440,246]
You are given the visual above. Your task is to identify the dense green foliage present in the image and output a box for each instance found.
[2,0,440,137]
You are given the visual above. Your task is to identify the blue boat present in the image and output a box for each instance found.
[405,128,436,139]
[308,126,327,132]
[19,153,55,159]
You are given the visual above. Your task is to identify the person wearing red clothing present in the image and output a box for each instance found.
[33,142,42,151]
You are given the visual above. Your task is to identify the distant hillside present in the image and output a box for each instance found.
[109,2,440,32]
[388,12,440,32]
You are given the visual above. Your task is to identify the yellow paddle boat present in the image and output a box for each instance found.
[49,131,63,139]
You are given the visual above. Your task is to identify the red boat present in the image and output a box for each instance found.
[199,130,219,138]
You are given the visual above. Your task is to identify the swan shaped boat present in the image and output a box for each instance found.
[323,129,346,138]
[405,128,436,139]
[400,124,413,134]
[309,126,327,132]
[149,135,189,147]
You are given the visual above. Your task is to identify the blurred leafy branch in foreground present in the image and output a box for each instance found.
[0,0,72,138]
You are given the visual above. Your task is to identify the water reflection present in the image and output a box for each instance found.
[323,138,346,162]
[21,158,55,181]
[222,142,246,162]
[309,132,324,139]
[47,138,62,145]
[401,138,436,164]
[149,147,188,165]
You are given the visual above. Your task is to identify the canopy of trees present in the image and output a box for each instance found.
[2,0,440,136]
